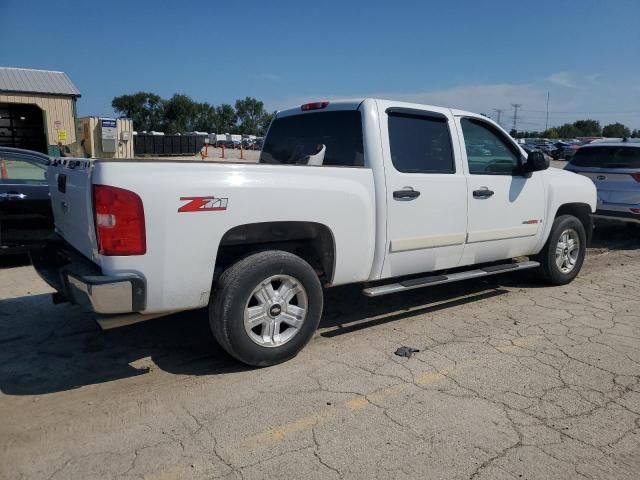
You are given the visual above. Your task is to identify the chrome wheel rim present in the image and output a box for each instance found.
[243,274,308,348]
[555,228,580,274]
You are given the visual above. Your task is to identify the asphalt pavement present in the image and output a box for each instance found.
[1,224,639,479]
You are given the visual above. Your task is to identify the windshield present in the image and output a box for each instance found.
[569,146,640,169]
[260,111,364,167]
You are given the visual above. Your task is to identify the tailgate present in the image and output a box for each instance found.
[576,169,640,205]
[48,158,97,259]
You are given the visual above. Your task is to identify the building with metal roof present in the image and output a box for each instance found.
[0,67,81,97]
[0,67,81,154]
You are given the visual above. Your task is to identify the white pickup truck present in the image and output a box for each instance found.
[32,99,597,366]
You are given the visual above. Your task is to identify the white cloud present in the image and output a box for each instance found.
[372,84,553,115]
[268,76,640,129]
[546,72,580,89]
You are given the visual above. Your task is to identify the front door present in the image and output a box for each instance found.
[455,117,545,266]
[379,102,468,278]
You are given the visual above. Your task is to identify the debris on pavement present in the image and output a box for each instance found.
[394,346,420,358]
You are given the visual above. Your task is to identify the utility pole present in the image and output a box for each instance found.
[493,108,504,126]
[511,104,522,132]
[545,92,550,131]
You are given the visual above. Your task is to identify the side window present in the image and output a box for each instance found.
[0,157,46,183]
[460,118,521,175]
[388,113,455,173]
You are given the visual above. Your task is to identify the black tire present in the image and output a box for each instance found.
[534,215,587,285]
[209,250,323,366]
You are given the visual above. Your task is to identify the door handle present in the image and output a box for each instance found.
[393,189,421,200]
[473,188,494,199]
[0,192,27,200]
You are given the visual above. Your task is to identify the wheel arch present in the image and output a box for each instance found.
[554,202,593,244]
[215,221,336,284]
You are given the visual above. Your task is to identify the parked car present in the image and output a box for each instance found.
[221,139,240,149]
[564,141,640,225]
[552,141,582,160]
[32,99,596,366]
[0,147,53,254]
[521,145,553,164]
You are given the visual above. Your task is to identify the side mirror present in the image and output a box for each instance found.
[523,151,549,173]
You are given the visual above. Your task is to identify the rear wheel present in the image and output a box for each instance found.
[210,250,323,366]
[534,215,586,285]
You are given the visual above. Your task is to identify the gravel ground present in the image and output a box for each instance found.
[136,147,259,163]
[1,224,639,479]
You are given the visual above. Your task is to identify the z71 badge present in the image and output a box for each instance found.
[178,196,228,212]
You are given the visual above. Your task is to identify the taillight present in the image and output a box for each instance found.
[631,173,640,182]
[301,101,329,111]
[630,208,640,214]
[93,184,146,256]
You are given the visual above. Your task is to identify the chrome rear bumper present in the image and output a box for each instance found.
[30,238,145,315]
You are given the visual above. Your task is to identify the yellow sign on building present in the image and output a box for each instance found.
[57,129,67,141]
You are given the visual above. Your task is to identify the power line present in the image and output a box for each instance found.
[493,108,504,126]
[511,104,522,131]
[522,109,639,115]
[545,92,550,131]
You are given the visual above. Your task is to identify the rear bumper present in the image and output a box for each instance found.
[593,209,640,225]
[30,238,145,314]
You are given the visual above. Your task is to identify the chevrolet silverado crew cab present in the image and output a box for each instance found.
[32,99,597,366]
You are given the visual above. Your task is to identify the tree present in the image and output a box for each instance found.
[112,92,164,131]
[235,97,268,134]
[542,128,559,139]
[602,122,631,138]
[555,123,579,139]
[632,129,640,138]
[258,111,276,136]
[110,92,271,135]
[214,104,237,133]
[163,94,197,133]
[192,102,218,132]
[572,119,601,137]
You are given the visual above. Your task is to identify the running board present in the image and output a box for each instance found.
[362,260,540,297]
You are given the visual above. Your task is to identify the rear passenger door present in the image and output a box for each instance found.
[378,103,468,278]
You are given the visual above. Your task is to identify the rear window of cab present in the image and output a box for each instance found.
[259,111,364,167]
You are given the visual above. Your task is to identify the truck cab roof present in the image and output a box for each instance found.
[276,98,486,122]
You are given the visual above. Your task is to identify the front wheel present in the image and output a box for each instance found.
[534,215,587,285]
[209,250,323,366]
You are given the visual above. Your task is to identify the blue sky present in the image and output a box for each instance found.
[2,0,639,129]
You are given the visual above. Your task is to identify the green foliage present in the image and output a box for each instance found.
[555,123,579,138]
[163,94,197,134]
[602,122,631,138]
[573,119,602,136]
[215,104,237,133]
[112,92,164,132]
[192,102,217,133]
[235,97,267,134]
[260,110,276,134]
[113,94,638,141]
[550,119,602,138]
[112,93,273,135]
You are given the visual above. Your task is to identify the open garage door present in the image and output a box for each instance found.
[0,103,48,154]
